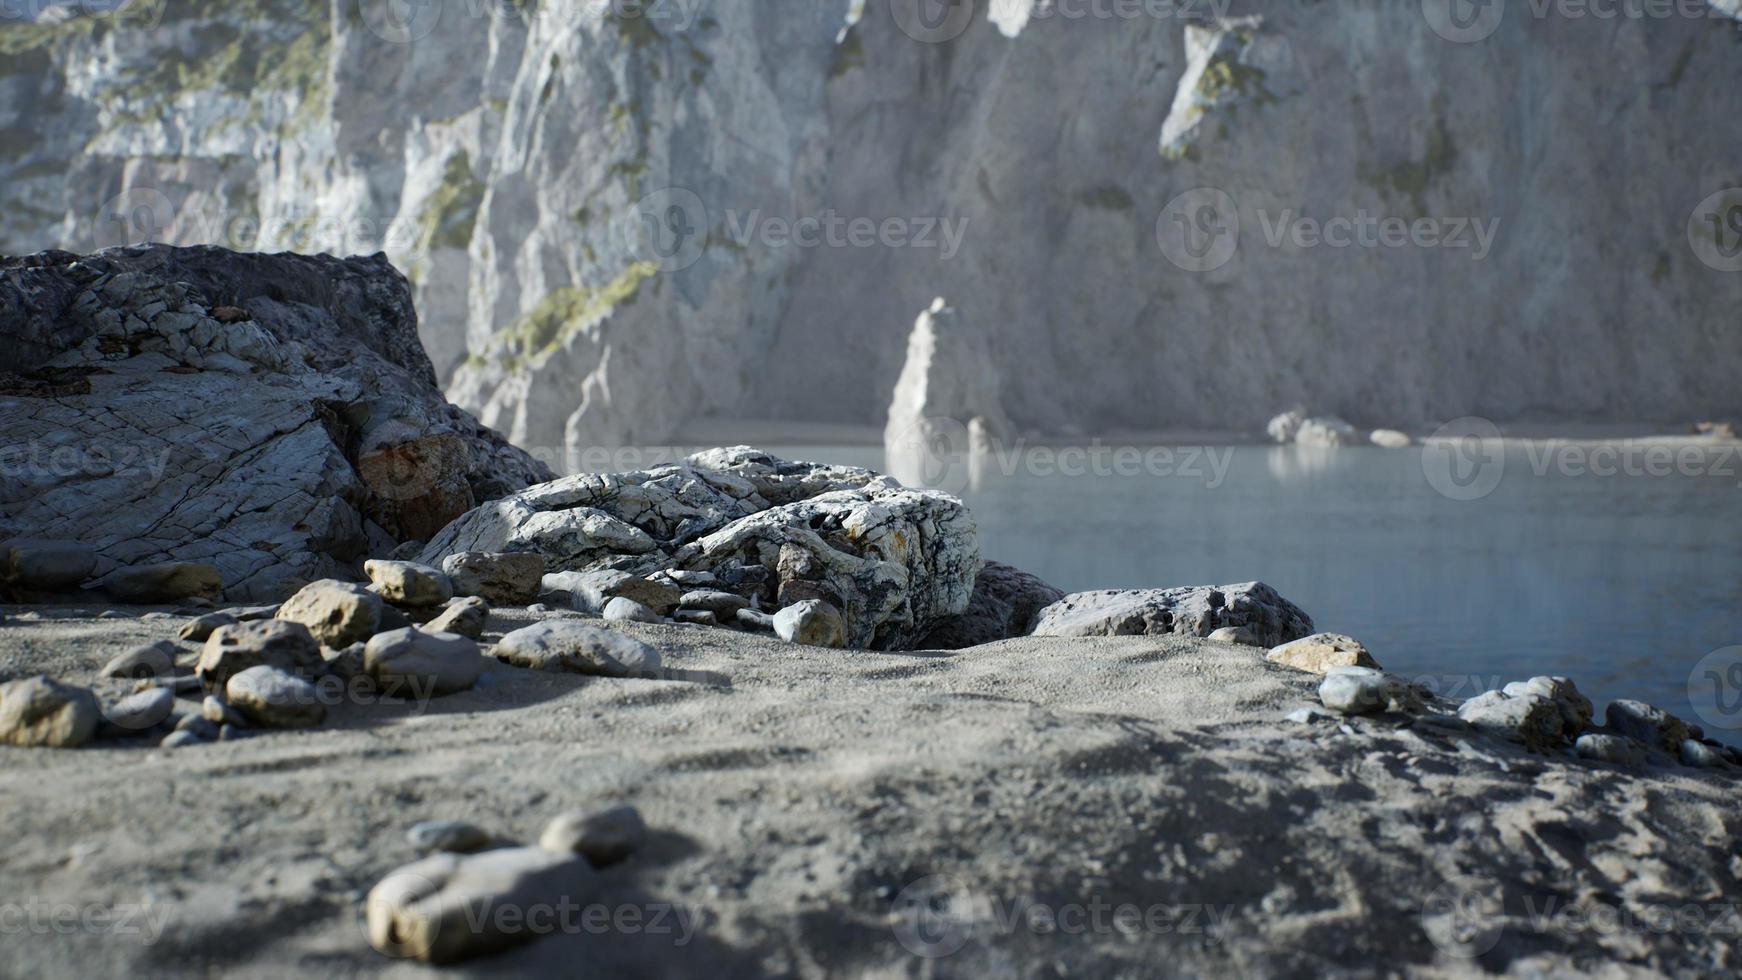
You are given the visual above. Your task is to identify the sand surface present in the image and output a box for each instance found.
[2,604,1739,977]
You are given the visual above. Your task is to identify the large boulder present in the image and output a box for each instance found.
[0,246,551,601]
[917,560,1065,650]
[421,448,980,650]
[1029,582,1313,647]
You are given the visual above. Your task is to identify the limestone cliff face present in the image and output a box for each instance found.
[3,0,1739,457]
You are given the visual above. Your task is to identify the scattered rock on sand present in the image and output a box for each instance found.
[276,580,385,648]
[1207,626,1257,645]
[917,561,1064,649]
[774,600,847,648]
[364,628,484,696]
[1502,676,1593,734]
[735,608,774,631]
[178,611,238,642]
[1680,740,1728,768]
[1030,582,1313,647]
[424,596,489,640]
[224,666,325,729]
[175,714,219,740]
[673,609,717,626]
[0,676,100,747]
[1575,733,1647,766]
[603,597,662,624]
[1266,633,1380,675]
[197,621,324,689]
[365,846,595,964]
[679,590,750,618]
[1,539,96,590]
[1318,667,1420,716]
[440,552,544,604]
[364,560,453,608]
[159,730,207,749]
[1604,700,1690,751]
[100,640,180,680]
[100,687,175,734]
[494,621,663,678]
[1458,690,1564,749]
[548,569,682,616]
[539,804,646,867]
[99,562,222,603]
[201,695,246,728]
[407,820,491,854]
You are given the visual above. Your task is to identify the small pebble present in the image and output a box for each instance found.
[160,730,207,749]
[602,597,662,624]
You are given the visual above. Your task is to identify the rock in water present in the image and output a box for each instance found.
[420,448,980,650]
[0,676,99,748]
[365,847,594,964]
[1294,417,1359,447]
[1030,582,1312,647]
[1266,633,1380,675]
[276,581,385,648]
[224,666,325,729]
[440,552,544,604]
[882,298,1014,487]
[1370,429,1412,449]
[539,805,646,867]
[197,621,324,689]
[99,563,222,604]
[493,622,662,678]
[424,596,489,640]
[364,560,452,608]
[0,246,549,601]
[1266,410,1305,445]
[773,600,847,648]
[917,561,1064,649]
[364,628,484,696]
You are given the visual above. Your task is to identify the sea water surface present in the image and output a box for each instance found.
[742,440,1742,747]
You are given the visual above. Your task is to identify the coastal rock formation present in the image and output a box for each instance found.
[0,246,551,600]
[1030,582,1312,646]
[7,4,1738,450]
[917,560,1064,649]
[884,298,1013,486]
[420,448,981,649]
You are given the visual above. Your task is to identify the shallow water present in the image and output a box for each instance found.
[752,441,1742,747]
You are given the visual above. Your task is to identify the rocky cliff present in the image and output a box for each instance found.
[4,0,1739,458]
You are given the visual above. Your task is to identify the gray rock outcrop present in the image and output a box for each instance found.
[0,245,551,601]
[420,448,980,650]
[916,560,1064,650]
[1030,582,1312,647]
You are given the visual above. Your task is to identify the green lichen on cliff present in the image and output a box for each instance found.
[497,263,659,366]
[417,152,486,252]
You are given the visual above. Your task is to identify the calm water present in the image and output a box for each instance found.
[751,441,1742,746]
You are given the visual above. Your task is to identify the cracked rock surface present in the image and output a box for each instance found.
[420,447,980,650]
[0,245,551,601]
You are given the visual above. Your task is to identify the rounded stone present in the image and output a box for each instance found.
[224,666,325,729]
[773,600,846,648]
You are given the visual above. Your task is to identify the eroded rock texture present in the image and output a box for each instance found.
[1030,582,1314,647]
[420,448,980,649]
[0,245,551,600]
